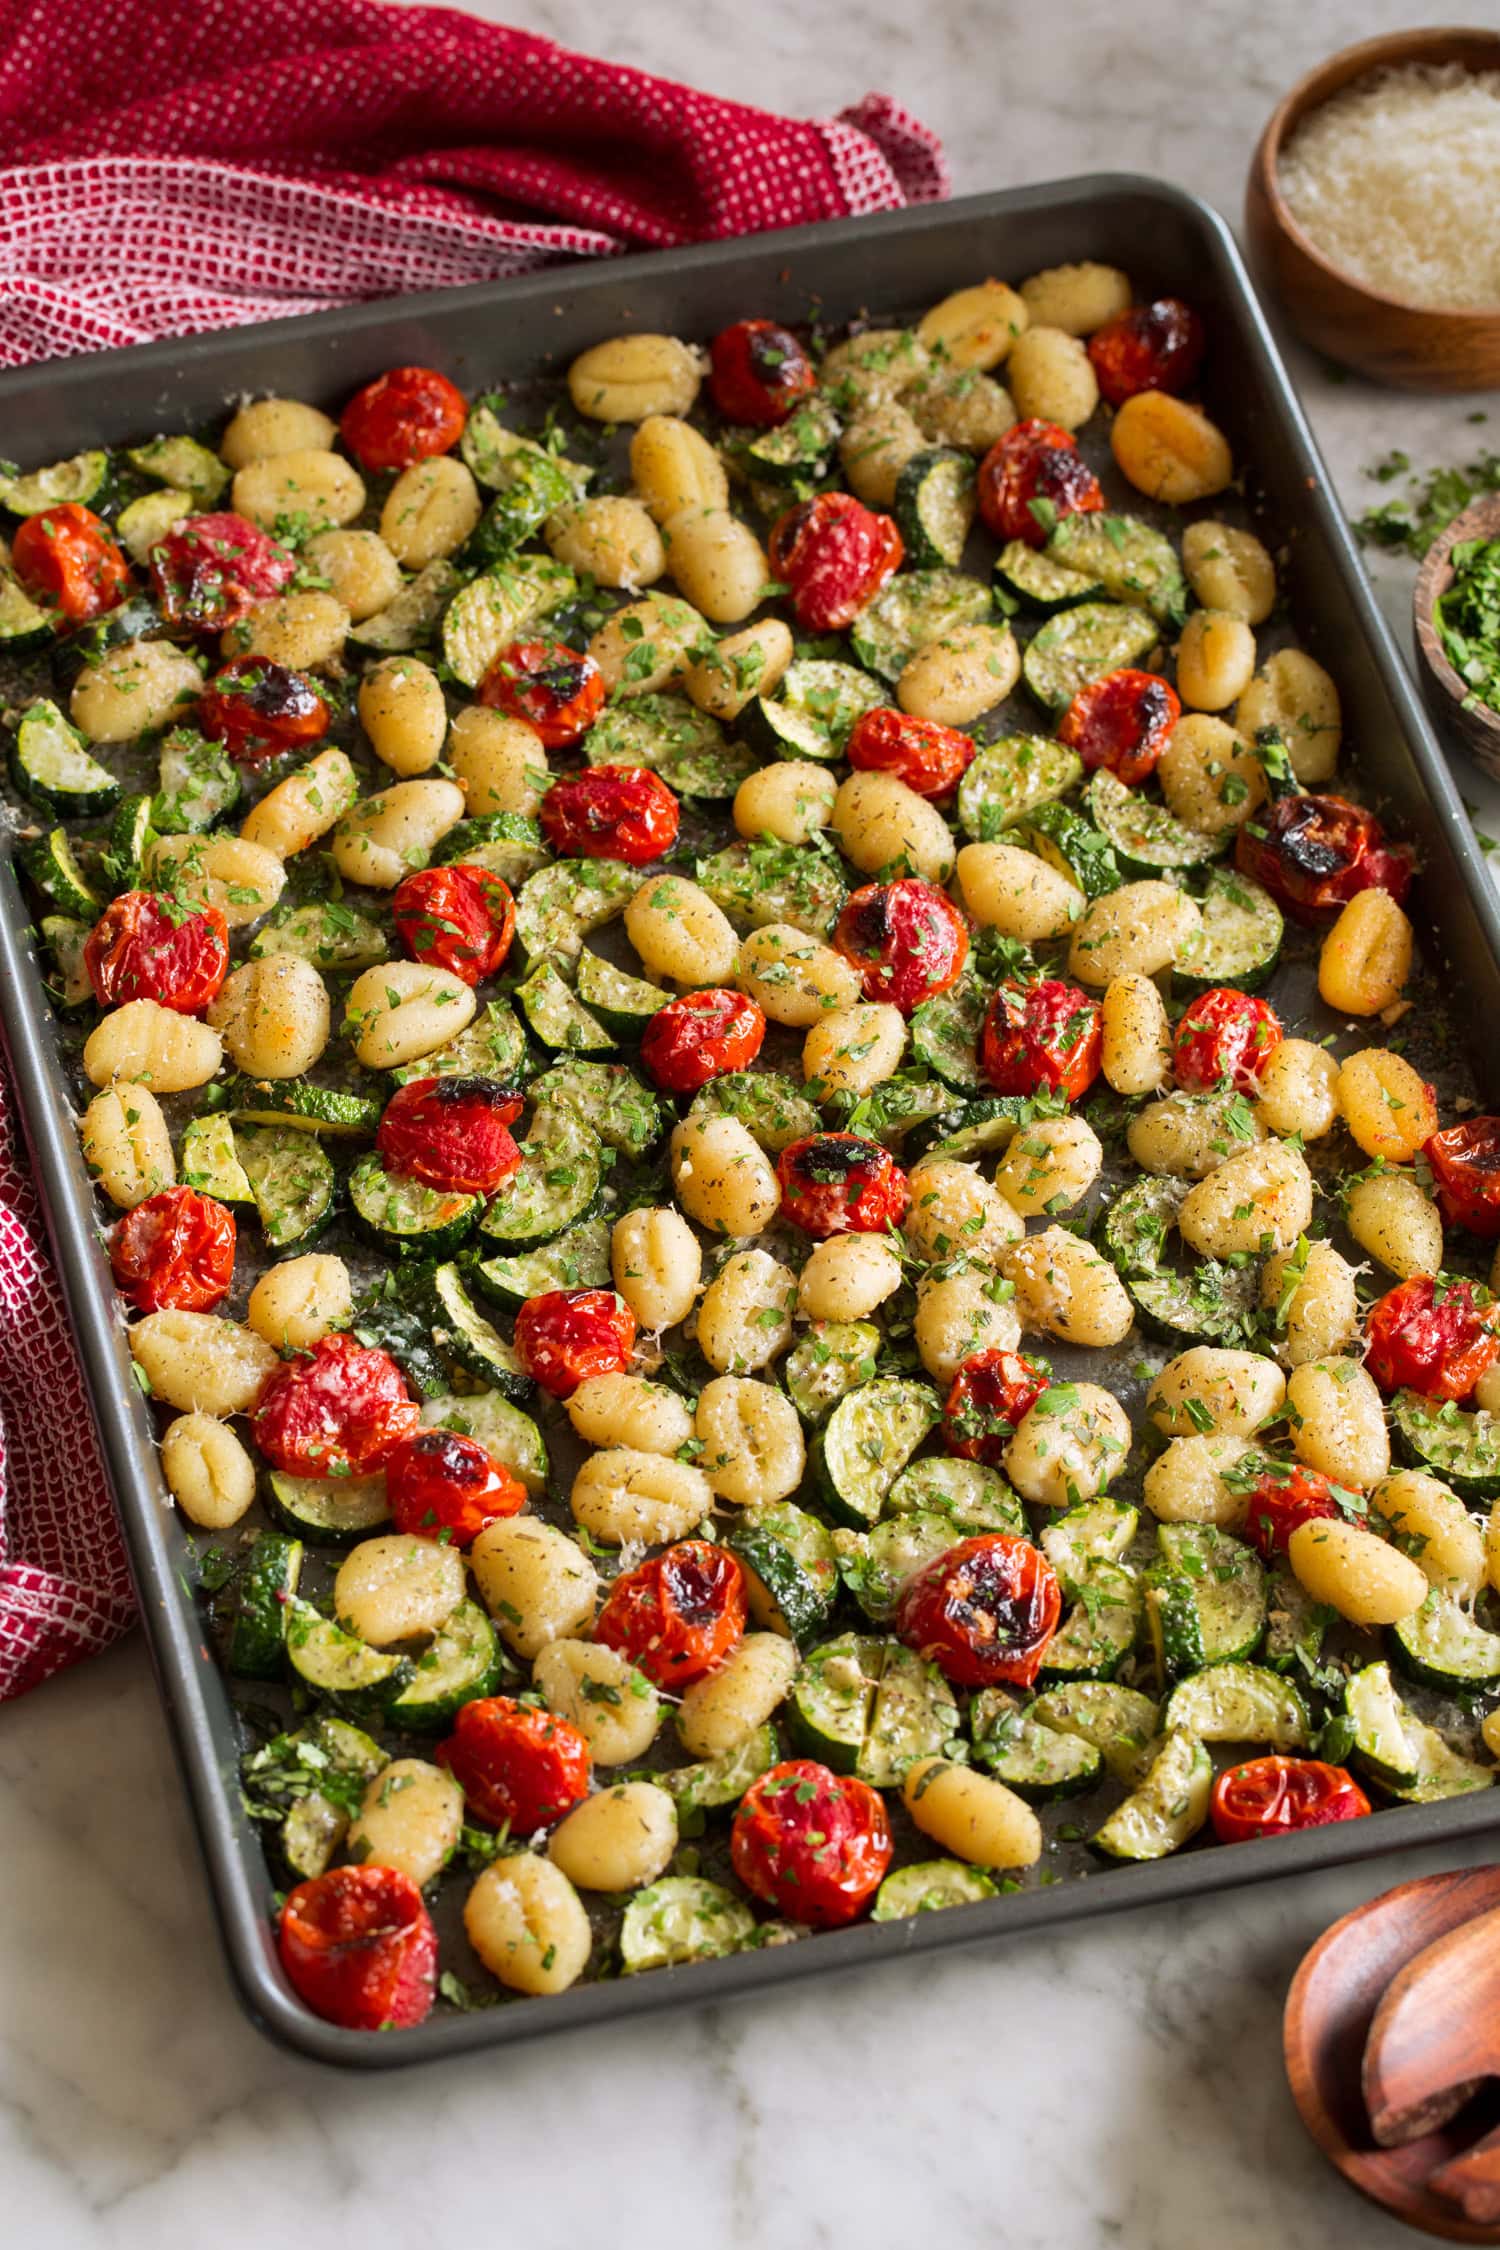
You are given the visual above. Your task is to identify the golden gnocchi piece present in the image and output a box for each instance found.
[1287,1516,1426,1628]
[897,622,1019,727]
[300,528,403,621]
[902,1757,1043,1869]
[696,1247,796,1369]
[904,367,1016,452]
[247,1253,352,1352]
[917,279,1028,369]
[546,495,665,590]
[225,589,351,671]
[1337,1049,1438,1163]
[567,333,703,422]
[160,1413,257,1530]
[1127,1088,1265,1178]
[993,1114,1103,1219]
[669,1114,780,1236]
[1018,261,1132,336]
[70,638,202,743]
[331,777,465,889]
[146,831,287,927]
[1101,973,1172,1096]
[1318,888,1413,1016]
[611,1206,701,1332]
[736,924,863,1027]
[465,1855,592,1996]
[686,620,794,723]
[358,656,449,777]
[230,448,364,532]
[83,999,222,1091]
[1177,1138,1314,1258]
[831,770,956,883]
[660,507,768,624]
[1142,1435,1255,1530]
[219,396,336,468]
[346,1760,464,1889]
[903,1158,1022,1265]
[533,1639,661,1765]
[240,746,359,857]
[630,415,729,522]
[839,403,928,507]
[207,955,330,1077]
[81,1083,174,1207]
[470,1518,599,1660]
[678,1634,800,1759]
[1000,1227,1133,1348]
[379,456,482,568]
[1156,714,1268,836]
[566,1373,693,1458]
[1260,1240,1360,1367]
[732,758,837,845]
[802,1002,907,1099]
[1346,1169,1444,1279]
[1287,1357,1390,1490]
[1254,1038,1340,1141]
[955,841,1082,940]
[1147,1347,1285,1439]
[798,1234,904,1324]
[1004,1382,1132,1506]
[626,872,738,987]
[334,1534,466,1647]
[1111,390,1233,504]
[590,593,709,696]
[1237,649,1341,785]
[447,704,550,817]
[1005,325,1098,430]
[129,1310,278,1415]
[694,1378,805,1503]
[1180,521,1276,624]
[1174,609,1256,712]
[1067,880,1201,988]
[914,1263,1022,1383]
[819,328,930,409]
[570,1448,714,1547]
[547,1784,678,1894]
[1376,1470,1485,1597]
[345,959,477,1068]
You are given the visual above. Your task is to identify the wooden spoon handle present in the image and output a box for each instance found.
[1364,1902,1500,2147]
[1430,2125,1500,2225]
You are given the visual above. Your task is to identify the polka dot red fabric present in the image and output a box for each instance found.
[0,0,949,365]
[0,0,947,1699]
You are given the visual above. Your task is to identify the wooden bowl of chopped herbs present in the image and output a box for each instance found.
[1415,494,1500,778]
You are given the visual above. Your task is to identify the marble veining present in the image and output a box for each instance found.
[5,2,1500,2241]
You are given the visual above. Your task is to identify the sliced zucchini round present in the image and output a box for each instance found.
[956,732,1084,840]
[265,1472,392,1546]
[441,556,574,687]
[1021,601,1158,712]
[0,448,110,516]
[586,693,757,801]
[249,899,390,973]
[514,959,614,1055]
[126,434,229,505]
[1010,798,1119,897]
[836,1510,960,1625]
[728,392,841,485]
[688,1070,820,1155]
[784,1320,882,1423]
[694,838,848,938]
[850,568,991,681]
[1029,1681,1163,1786]
[348,1151,481,1256]
[740,657,885,763]
[1390,1590,1500,1690]
[1390,1391,1500,1498]
[994,540,1101,613]
[230,1081,381,1137]
[236,1126,336,1249]
[1103,1173,1259,1348]
[472,1210,613,1311]
[813,1377,941,1529]
[349,1294,450,1400]
[1157,1523,1268,1668]
[971,1689,1103,1800]
[1046,512,1188,627]
[179,1114,254,1204]
[152,729,241,834]
[19,827,105,919]
[1162,1660,1310,1748]
[728,1502,840,1643]
[1040,1497,1140,1596]
[0,568,55,651]
[115,487,194,566]
[420,1390,548,1497]
[513,857,635,968]
[387,1600,504,1730]
[388,997,529,1086]
[619,1876,755,1972]
[479,1106,602,1249]
[532,1058,663,1159]
[347,558,461,654]
[789,1632,957,1785]
[1087,769,1225,875]
[1176,868,1284,994]
[575,949,670,1038]
[661,1722,780,1816]
[871,1861,997,1920]
[11,699,118,817]
[909,973,985,1090]
[894,447,976,569]
[885,1455,1026,1537]
[1041,1561,1142,1684]
[1090,1727,1212,1862]
[226,1531,303,1679]
[433,811,549,885]
[283,1600,413,1719]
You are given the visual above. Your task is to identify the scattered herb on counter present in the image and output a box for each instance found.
[1434,536,1500,717]
[1355,448,1500,558]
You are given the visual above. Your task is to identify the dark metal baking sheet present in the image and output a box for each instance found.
[3,174,1500,2070]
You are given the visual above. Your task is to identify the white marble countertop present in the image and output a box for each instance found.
[8,2,1500,2243]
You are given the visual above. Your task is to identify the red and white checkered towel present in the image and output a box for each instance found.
[0,0,947,1696]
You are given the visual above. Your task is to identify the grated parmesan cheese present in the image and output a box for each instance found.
[1279,63,1500,310]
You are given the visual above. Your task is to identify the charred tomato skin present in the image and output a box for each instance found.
[832,878,969,1013]
[1235,793,1413,925]
[1210,1756,1370,1844]
[539,764,680,865]
[1172,988,1283,1094]
[340,365,467,472]
[436,1696,591,1834]
[845,707,976,799]
[1365,1275,1500,1403]
[1241,1464,1342,1560]
[384,1427,527,1549]
[897,1533,1062,1690]
[278,1865,437,2031]
[980,977,1102,1102]
[976,418,1105,547]
[1057,668,1180,787]
[477,638,605,749]
[110,1186,236,1314]
[775,1132,909,1238]
[1087,298,1206,405]
[149,511,294,632]
[731,1760,892,1928]
[84,889,230,1012]
[639,987,765,1095]
[768,491,903,632]
[1425,1118,1500,1238]
[512,1288,636,1401]
[942,1349,1051,1465]
[594,1539,747,1688]
[11,503,129,623]
[377,1076,524,1198]
[708,319,818,426]
[199,655,330,764]
[252,1332,421,1478]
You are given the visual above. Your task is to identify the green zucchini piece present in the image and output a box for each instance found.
[280,1793,347,1881]
[227,1531,303,1678]
[1157,1522,1268,1666]
[19,827,105,918]
[1047,513,1188,627]
[152,729,241,833]
[265,1472,392,1545]
[1010,799,1119,897]
[388,1600,505,1730]
[585,693,755,799]
[688,1070,819,1154]
[426,1262,524,1389]
[179,1113,253,1203]
[729,392,841,484]
[994,540,1101,612]
[662,1723,780,1815]
[1176,868,1284,994]
[836,1511,961,1625]
[1390,1392,1500,1498]
[388,998,529,1087]
[894,447,975,568]
[789,1632,958,1784]
[885,1455,1026,1537]
[459,404,590,496]
[1384,1738,1494,1803]
[813,1377,941,1528]
[850,568,992,681]
[913,1094,1029,1167]
[740,657,885,763]
[1144,1570,1208,1685]
[107,792,156,889]
[1103,1173,1259,1348]
[872,1861,998,1920]
[433,811,549,888]
[242,1716,386,1879]
[1264,1569,1335,1682]
[619,1876,755,1972]
[347,559,461,654]
[1041,1561,1142,1683]
[1041,1498,1140,1595]
[1163,1661,1310,1748]
[694,838,848,937]
[1087,769,1226,874]
[1390,1590,1500,1689]
[0,568,54,650]
[971,1688,1103,1800]
[0,448,109,515]
[514,959,615,1054]
[465,453,578,564]
[1344,1660,1422,1787]
[471,1211,613,1311]
[348,1151,481,1255]
[869,1649,959,1790]
[575,950,669,1037]
[833,1075,953,1146]
[784,1320,882,1422]
[1091,1727,1212,1861]
[479,1105,602,1247]
[349,1293,452,1400]
[441,556,575,687]
[728,1503,840,1643]
[1021,601,1158,712]
[236,1126,335,1247]
[420,1390,548,1496]
[230,1080,381,1136]
[39,914,92,1010]
[126,434,228,504]
[956,732,1083,841]
[249,899,389,971]
[11,698,119,816]
[1030,1681,1162,1786]
[514,857,635,968]
[115,487,193,565]
[283,1600,413,1718]
[532,1058,664,1159]
[909,973,985,1090]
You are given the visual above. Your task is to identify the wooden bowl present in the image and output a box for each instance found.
[1245,28,1500,391]
[1414,493,1500,780]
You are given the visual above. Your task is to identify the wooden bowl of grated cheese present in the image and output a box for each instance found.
[1246,28,1500,391]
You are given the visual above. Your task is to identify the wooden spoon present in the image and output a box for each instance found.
[1284,1864,1500,2242]
[1413,494,1500,782]
[1364,1903,1500,2147]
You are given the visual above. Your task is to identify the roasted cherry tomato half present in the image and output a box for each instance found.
[776,1132,909,1238]
[339,364,467,472]
[941,1348,1052,1465]
[278,1865,437,2031]
[477,638,605,749]
[1057,667,1180,788]
[540,764,680,866]
[1241,1464,1342,1559]
[1234,793,1414,925]
[384,1427,527,1549]
[833,878,969,1015]
[708,318,817,426]
[845,706,976,800]
[639,987,765,1095]
[253,1332,421,1477]
[1365,1275,1500,1402]
[200,656,330,765]
[149,511,294,632]
[377,1076,524,1198]
[1425,1118,1500,1239]
[110,1186,236,1314]
[981,977,1102,1102]
[595,1539,747,1689]
[1210,1756,1370,1845]
[896,1532,1062,1690]
[390,862,516,986]
[768,491,903,632]
[731,1759,892,1929]
[85,889,230,1013]
[977,418,1105,548]
[11,503,129,623]
[1087,297,1206,405]
[1172,987,1283,1095]
[512,1288,636,1401]
[436,1696,591,1835]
